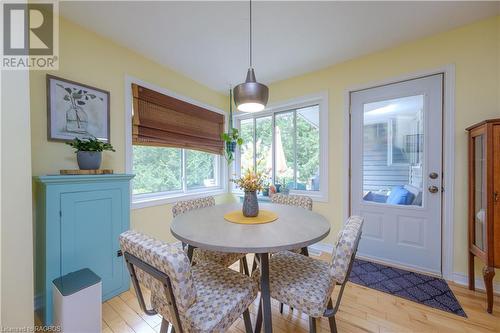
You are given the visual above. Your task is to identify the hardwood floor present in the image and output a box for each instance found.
[102,254,500,333]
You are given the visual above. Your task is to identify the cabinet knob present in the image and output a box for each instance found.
[117,250,123,257]
[494,191,499,203]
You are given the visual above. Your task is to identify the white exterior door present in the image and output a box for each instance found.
[350,74,443,275]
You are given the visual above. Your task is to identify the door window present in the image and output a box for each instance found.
[362,95,424,207]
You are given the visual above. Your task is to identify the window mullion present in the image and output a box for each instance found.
[293,110,297,189]
[272,113,276,185]
[253,117,257,172]
[181,149,187,193]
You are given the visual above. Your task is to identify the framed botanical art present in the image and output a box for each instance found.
[47,75,110,142]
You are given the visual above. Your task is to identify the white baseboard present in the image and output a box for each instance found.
[452,272,500,295]
[309,242,500,295]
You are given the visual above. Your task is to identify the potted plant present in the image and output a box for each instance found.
[66,136,115,170]
[221,88,244,164]
[232,169,264,217]
[221,128,243,163]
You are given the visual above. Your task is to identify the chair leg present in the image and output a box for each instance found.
[328,316,337,333]
[243,309,252,333]
[251,255,258,274]
[159,318,169,333]
[241,256,250,276]
[326,298,337,333]
[279,302,284,314]
[255,297,263,333]
[309,317,317,333]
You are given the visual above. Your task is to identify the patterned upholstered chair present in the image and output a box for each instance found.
[270,193,313,210]
[172,196,249,275]
[270,193,313,256]
[254,216,364,333]
[120,230,258,333]
[270,193,314,313]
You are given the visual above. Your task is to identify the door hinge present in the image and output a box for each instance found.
[59,210,62,218]
[117,250,123,257]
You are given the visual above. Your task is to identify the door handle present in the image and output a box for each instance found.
[428,185,439,193]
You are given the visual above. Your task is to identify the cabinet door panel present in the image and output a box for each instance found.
[493,125,500,266]
[61,189,124,299]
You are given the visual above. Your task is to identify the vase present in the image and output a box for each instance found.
[66,105,88,134]
[77,151,102,170]
[242,191,259,217]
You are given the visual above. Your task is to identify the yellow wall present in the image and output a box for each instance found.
[266,16,500,278]
[30,18,230,242]
[29,14,499,289]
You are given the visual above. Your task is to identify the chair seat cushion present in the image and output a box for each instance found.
[254,251,335,317]
[193,249,246,267]
[152,262,257,333]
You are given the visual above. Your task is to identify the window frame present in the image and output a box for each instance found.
[125,76,227,209]
[234,92,329,202]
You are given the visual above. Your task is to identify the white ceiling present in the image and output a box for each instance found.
[60,1,500,92]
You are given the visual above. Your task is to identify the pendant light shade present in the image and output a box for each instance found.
[233,68,269,112]
[234,0,269,112]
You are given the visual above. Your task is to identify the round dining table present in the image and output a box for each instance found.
[171,202,331,333]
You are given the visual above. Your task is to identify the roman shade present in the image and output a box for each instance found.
[132,84,224,155]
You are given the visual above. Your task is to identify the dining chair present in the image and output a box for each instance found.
[270,193,313,211]
[120,230,257,333]
[269,193,314,313]
[269,194,313,257]
[253,216,364,333]
[172,196,250,275]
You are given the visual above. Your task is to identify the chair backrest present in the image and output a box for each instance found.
[119,230,196,322]
[172,196,215,217]
[329,216,364,284]
[270,193,313,210]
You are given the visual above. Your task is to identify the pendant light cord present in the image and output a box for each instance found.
[249,0,252,68]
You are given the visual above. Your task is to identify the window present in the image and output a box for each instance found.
[132,146,219,196]
[236,95,327,201]
[128,81,225,208]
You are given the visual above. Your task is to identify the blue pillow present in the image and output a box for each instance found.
[386,186,415,205]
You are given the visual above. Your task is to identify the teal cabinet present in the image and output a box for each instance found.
[34,174,134,325]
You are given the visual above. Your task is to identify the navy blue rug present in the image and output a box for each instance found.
[349,259,467,317]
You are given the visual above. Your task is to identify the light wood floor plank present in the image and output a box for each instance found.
[99,252,500,333]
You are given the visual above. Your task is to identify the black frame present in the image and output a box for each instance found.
[124,252,183,333]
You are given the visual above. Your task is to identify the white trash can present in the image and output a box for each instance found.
[52,268,102,333]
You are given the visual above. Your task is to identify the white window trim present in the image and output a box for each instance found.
[124,75,228,209]
[233,91,329,202]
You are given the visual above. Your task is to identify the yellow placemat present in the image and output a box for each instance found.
[224,210,278,225]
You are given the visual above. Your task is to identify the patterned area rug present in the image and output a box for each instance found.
[349,259,467,317]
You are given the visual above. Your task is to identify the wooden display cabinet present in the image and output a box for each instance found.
[467,119,500,314]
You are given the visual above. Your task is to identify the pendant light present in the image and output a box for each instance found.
[233,0,269,112]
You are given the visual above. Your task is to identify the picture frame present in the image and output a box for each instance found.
[46,74,110,142]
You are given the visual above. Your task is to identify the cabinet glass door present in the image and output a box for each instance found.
[473,134,487,251]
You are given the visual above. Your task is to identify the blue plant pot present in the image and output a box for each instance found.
[275,184,282,193]
[226,141,237,153]
[242,191,259,217]
[77,151,102,170]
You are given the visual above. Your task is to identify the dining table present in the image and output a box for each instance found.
[170,202,330,333]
